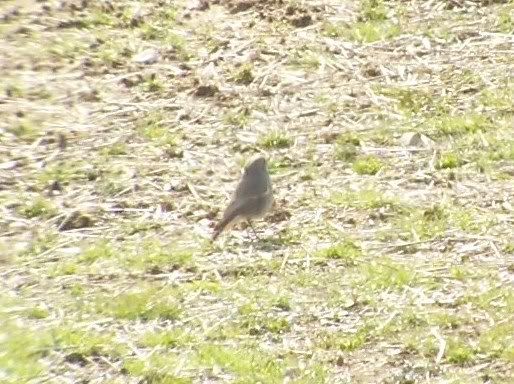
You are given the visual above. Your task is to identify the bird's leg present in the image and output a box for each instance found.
[247,220,260,240]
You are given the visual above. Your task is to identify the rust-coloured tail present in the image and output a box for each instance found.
[212,209,239,240]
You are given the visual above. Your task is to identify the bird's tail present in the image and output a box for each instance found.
[212,209,240,240]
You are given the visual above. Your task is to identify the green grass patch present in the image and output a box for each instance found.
[140,73,165,93]
[19,230,59,257]
[52,327,126,358]
[259,130,293,149]
[4,82,25,98]
[360,0,388,22]
[462,286,514,319]
[92,37,131,68]
[318,239,363,265]
[24,306,50,319]
[321,21,347,38]
[94,287,182,321]
[450,265,474,282]
[319,323,375,352]
[273,296,292,311]
[322,20,401,43]
[347,21,400,43]
[288,48,322,69]
[37,160,89,186]
[0,321,51,381]
[352,155,383,175]
[137,111,182,148]
[124,240,194,271]
[437,151,463,169]
[197,345,284,382]
[357,258,415,290]
[237,303,291,335]
[18,197,58,219]
[446,338,476,365]
[393,204,450,241]
[331,188,408,213]
[79,241,115,264]
[497,6,514,33]
[488,140,514,161]
[81,9,116,28]
[8,119,40,142]
[432,114,492,136]
[122,353,191,383]
[376,87,436,115]
[224,109,250,128]
[427,312,464,330]
[65,239,195,274]
[479,85,514,110]
[100,142,128,156]
[479,321,514,360]
[334,132,361,161]
[46,36,88,60]
[232,64,254,85]
[139,329,195,349]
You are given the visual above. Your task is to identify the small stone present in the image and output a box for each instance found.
[58,211,94,231]
[400,132,435,148]
[133,48,160,64]
[194,84,218,97]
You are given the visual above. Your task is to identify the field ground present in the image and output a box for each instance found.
[1,0,513,383]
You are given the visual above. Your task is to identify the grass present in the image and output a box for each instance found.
[18,196,57,219]
[224,109,250,128]
[4,82,24,98]
[392,204,454,241]
[46,36,88,60]
[322,0,400,44]
[348,21,401,43]
[497,6,514,33]
[141,73,165,93]
[288,47,322,69]
[37,161,89,186]
[318,239,363,265]
[55,239,195,275]
[0,321,51,381]
[433,114,492,136]
[94,41,131,68]
[138,329,195,348]
[123,240,195,271]
[377,87,436,115]
[360,0,388,20]
[94,287,182,321]
[232,64,254,85]
[352,155,384,175]
[197,345,283,381]
[100,142,128,156]
[334,132,361,161]
[437,151,463,169]
[52,327,126,358]
[331,188,408,213]
[8,119,40,142]
[137,111,182,147]
[321,20,401,43]
[259,130,293,149]
[2,0,514,383]
[358,258,416,290]
[446,339,476,364]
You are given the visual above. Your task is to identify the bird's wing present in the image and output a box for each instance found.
[234,172,271,200]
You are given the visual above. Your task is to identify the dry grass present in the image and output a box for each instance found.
[1,0,513,383]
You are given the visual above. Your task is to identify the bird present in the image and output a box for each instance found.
[212,156,273,240]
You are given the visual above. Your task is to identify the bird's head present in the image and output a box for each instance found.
[244,156,267,175]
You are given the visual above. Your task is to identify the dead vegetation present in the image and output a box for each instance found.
[1,0,513,383]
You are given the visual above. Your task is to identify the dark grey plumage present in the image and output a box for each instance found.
[212,156,273,240]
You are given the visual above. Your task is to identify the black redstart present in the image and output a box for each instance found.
[212,156,273,240]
